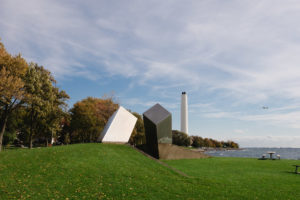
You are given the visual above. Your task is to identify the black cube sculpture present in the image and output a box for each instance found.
[143,103,172,159]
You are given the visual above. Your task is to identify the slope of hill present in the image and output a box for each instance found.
[0,144,195,199]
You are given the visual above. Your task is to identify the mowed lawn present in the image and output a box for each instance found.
[165,157,300,199]
[0,144,299,200]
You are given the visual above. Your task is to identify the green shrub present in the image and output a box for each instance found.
[172,130,191,147]
[129,112,146,146]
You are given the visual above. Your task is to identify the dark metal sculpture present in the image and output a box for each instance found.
[143,103,172,158]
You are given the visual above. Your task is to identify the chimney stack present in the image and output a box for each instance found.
[181,92,188,134]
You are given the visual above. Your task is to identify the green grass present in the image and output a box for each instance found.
[165,157,300,200]
[0,144,300,199]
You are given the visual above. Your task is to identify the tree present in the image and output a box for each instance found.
[129,112,145,146]
[190,135,239,149]
[70,97,118,143]
[42,88,69,146]
[212,139,222,148]
[191,136,204,148]
[57,114,71,144]
[203,138,214,147]
[0,41,28,151]
[172,130,191,147]
[23,63,69,148]
[222,140,239,148]
[1,109,20,146]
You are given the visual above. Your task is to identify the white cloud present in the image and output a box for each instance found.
[241,111,300,129]
[232,136,300,148]
[203,111,238,119]
[2,0,300,102]
[122,97,179,111]
[234,129,246,134]
[197,104,300,129]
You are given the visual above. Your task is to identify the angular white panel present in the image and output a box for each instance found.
[97,106,137,143]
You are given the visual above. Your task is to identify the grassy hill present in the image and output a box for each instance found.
[1,144,300,199]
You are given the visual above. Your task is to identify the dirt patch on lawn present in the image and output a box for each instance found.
[158,144,209,160]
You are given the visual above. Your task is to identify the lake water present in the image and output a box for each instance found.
[205,148,300,160]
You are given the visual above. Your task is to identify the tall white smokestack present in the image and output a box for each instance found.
[181,92,188,134]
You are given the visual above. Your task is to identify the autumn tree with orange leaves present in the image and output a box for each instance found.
[69,97,119,143]
[0,41,28,151]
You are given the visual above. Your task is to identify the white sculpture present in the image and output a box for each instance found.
[97,106,137,143]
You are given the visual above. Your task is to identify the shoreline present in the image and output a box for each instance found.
[191,147,243,152]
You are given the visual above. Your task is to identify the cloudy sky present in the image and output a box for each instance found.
[1,0,300,147]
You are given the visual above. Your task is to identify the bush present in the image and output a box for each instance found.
[129,112,146,146]
[172,130,191,147]
[222,140,239,148]
[191,136,204,148]
[3,131,17,146]
[191,136,239,148]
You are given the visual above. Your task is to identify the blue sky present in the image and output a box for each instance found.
[1,0,300,147]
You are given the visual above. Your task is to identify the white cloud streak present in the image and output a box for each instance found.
[1,1,299,96]
[232,136,300,148]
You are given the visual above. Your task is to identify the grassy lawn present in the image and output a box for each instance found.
[0,144,300,199]
[165,157,300,199]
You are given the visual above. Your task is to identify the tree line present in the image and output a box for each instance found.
[0,40,238,150]
[0,40,145,150]
[0,40,69,150]
[172,130,239,148]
